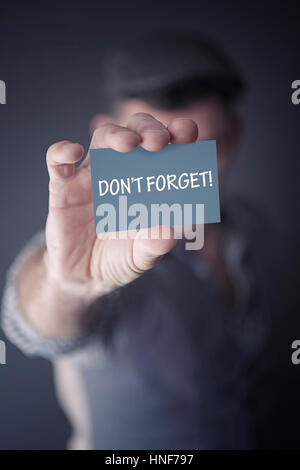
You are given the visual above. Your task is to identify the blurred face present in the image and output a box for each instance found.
[92,97,241,183]
[115,97,240,180]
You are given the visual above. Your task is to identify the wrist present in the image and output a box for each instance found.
[42,248,111,303]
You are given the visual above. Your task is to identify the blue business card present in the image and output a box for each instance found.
[90,140,220,234]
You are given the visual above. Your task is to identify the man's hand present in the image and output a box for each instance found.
[45,113,198,291]
[16,113,198,339]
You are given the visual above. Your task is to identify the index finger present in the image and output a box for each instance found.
[80,123,141,168]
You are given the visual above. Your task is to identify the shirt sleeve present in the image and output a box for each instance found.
[0,231,116,360]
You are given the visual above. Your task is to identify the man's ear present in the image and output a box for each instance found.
[89,114,112,135]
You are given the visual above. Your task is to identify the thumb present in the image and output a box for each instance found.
[46,141,84,181]
[132,226,178,272]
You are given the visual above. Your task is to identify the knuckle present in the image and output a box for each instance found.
[91,126,103,141]
[131,112,154,119]
[106,125,125,136]
[136,119,166,135]
[112,131,140,152]
[92,124,113,140]
[127,113,156,129]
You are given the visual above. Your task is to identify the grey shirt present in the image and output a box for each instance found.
[1,198,275,449]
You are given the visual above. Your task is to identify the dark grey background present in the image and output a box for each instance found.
[0,0,299,449]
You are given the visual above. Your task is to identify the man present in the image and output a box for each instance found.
[1,33,275,449]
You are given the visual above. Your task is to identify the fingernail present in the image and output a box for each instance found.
[59,164,75,178]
